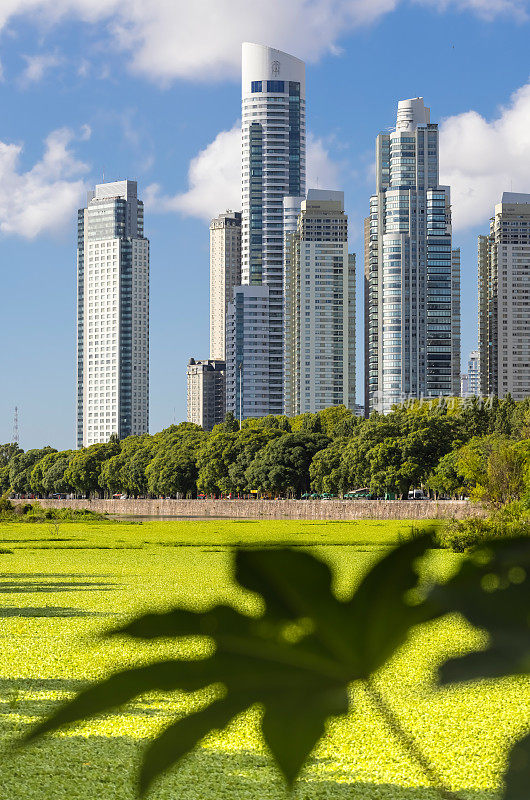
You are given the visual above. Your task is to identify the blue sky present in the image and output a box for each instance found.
[1,0,529,450]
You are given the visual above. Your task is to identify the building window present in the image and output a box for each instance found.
[267,80,285,93]
[251,81,262,93]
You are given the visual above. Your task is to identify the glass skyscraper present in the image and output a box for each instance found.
[236,42,306,416]
[365,97,460,414]
[77,180,149,448]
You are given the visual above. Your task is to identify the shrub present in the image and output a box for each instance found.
[438,514,530,551]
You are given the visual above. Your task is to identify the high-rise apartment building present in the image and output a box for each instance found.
[237,42,306,416]
[187,359,226,431]
[461,350,480,398]
[225,285,271,421]
[210,211,241,359]
[77,180,149,448]
[365,97,460,414]
[284,190,355,415]
[478,193,530,400]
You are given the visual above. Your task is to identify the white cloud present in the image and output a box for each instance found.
[0,127,89,238]
[0,0,524,84]
[19,52,63,86]
[146,124,342,221]
[146,124,241,219]
[306,134,342,190]
[440,82,530,231]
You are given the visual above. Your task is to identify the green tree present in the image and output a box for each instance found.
[309,438,348,494]
[458,435,530,508]
[220,412,239,433]
[0,443,22,468]
[0,443,22,493]
[146,448,199,497]
[289,412,321,434]
[317,405,356,438]
[42,453,76,495]
[30,452,63,495]
[9,447,57,494]
[426,449,467,498]
[64,442,120,497]
[120,435,157,496]
[145,423,207,498]
[99,454,124,496]
[228,426,284,493]
[245,433,329,496]
[196,430,238,495]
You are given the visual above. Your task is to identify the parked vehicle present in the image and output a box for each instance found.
[344,488,372,499]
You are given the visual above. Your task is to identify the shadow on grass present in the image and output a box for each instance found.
[0,677,183,720]
[0,539,82,543]
[0,729,498,800]
[0,578,120,593]
[0,607,113,618]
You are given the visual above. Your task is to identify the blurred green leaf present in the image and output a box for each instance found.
[431,537,530,683]
[504,731,530,800]
[24,536,434,794]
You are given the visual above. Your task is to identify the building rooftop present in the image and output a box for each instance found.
[396,97,430,132]
[501,192,530,205]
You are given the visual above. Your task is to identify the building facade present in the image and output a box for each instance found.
[225,285,271,421]
[365,97,460,414]
[461,350,480,398]
[186,359,226,431]
[210,211,241,360]
[478,193,530,400]
[284,190,355,415]
[238,42,306,416]
[77,180,149,448]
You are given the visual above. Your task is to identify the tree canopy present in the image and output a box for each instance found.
[3,397,530,504]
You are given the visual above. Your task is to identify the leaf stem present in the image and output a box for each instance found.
[364,678,464,800]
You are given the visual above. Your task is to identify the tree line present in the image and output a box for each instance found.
[2,396,530,504]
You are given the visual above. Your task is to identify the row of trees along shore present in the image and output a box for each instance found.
[2,396,530,505]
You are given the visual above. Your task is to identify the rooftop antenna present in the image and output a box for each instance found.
[12,406,19,446]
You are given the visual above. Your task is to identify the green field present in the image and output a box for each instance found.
[0,519,526,799]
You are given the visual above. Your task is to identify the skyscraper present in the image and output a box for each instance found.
[77,180,149,448]
[210,211,241,360]
[226,285,271,421]
[478,193,530,400]
[236,42,306,416]
[460,349,480,398]
[365,97,460,414]
[284,190,355,415]
[187,359,226,431]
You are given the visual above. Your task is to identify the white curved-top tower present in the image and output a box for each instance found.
[238,42,306,415]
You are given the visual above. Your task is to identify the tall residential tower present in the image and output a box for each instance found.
[365,97,460,414]
[284,190,356,415]
[77,180,149,448]
[210,211,241,360]
[479,193,530,400]
[230,42,306,417]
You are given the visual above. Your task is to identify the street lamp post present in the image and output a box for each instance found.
[238,362,243,427]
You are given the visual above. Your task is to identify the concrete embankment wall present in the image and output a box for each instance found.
[11,498,485,520]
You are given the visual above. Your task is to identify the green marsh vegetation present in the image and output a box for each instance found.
[0,519,528,799]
